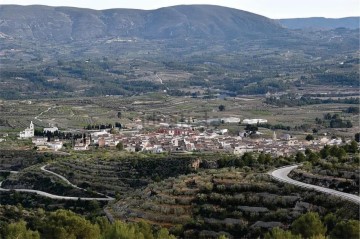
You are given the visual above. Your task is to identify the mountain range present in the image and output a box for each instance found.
[0,4,358,99]
[0,5,358,43]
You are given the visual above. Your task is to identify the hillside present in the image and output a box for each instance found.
[0,4,285,42]
[279,17,360,30]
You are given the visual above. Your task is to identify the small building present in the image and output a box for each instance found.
[47,141,63,151]
[74,143,89,151]
[281,134,291,141]
[233,145,254,155]
[125,145,136,152]
[32,137,47,146]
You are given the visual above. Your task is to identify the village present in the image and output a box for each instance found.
[14,115,347,157]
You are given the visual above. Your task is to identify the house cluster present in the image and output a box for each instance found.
[32,137,63,151]
[16,121,350,154]
[74,127,241,153]
[17,122,63,151]
[72,125,343,156]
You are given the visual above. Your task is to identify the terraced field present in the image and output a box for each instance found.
[109,167,359,238]
[46,155,199,197]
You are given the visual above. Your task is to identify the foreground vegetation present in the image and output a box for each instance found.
[0,142,358,238]
[0,208,175,239]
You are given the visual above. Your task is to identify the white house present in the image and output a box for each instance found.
[47,141,63,151]
[217,129,228,135]
[19,121,34,139]
[233,145,255,155]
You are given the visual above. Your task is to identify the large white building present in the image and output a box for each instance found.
[19,121,34,139]
[242,119,268,125]
[221,117,241,123]
[43,126,59,133]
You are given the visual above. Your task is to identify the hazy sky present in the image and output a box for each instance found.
[0,0,358,18]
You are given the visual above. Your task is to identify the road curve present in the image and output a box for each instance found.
[0,181,112,201]
[270,165,360,204]
[41,165,80,189]
[41,165,114,200]
[0,167,114,201]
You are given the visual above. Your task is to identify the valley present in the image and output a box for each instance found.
[0,3,359,239]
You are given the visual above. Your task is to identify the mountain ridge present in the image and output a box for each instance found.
[0,4,285,42]
[279,17,359,30]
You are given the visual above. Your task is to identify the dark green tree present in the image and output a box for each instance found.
[320,145,331,159]
[116,142,124,151]
[348,140,359,153]
[330,220,360,239]
[323,213,337,232]
[355,133,360,143]
[291,212,326,238]
[306,134,314,141]
[295,152,306,162]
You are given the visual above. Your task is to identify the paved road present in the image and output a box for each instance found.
[0,181,112,201]
[40,165,80,189]
[0,167,114,201]
[270,165,360,204]
[41,165,114,200]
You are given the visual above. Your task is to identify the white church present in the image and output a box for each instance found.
[19,121,35,139]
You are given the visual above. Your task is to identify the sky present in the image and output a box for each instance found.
[0,0,358,19]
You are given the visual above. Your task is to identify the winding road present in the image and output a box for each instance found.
[3,164,359,204]
[0,166,114,201]
[40,165,80,189]
[270,165,360,204]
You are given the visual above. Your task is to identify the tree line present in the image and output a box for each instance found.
[266,94,359,107]
[0,209,175,239]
